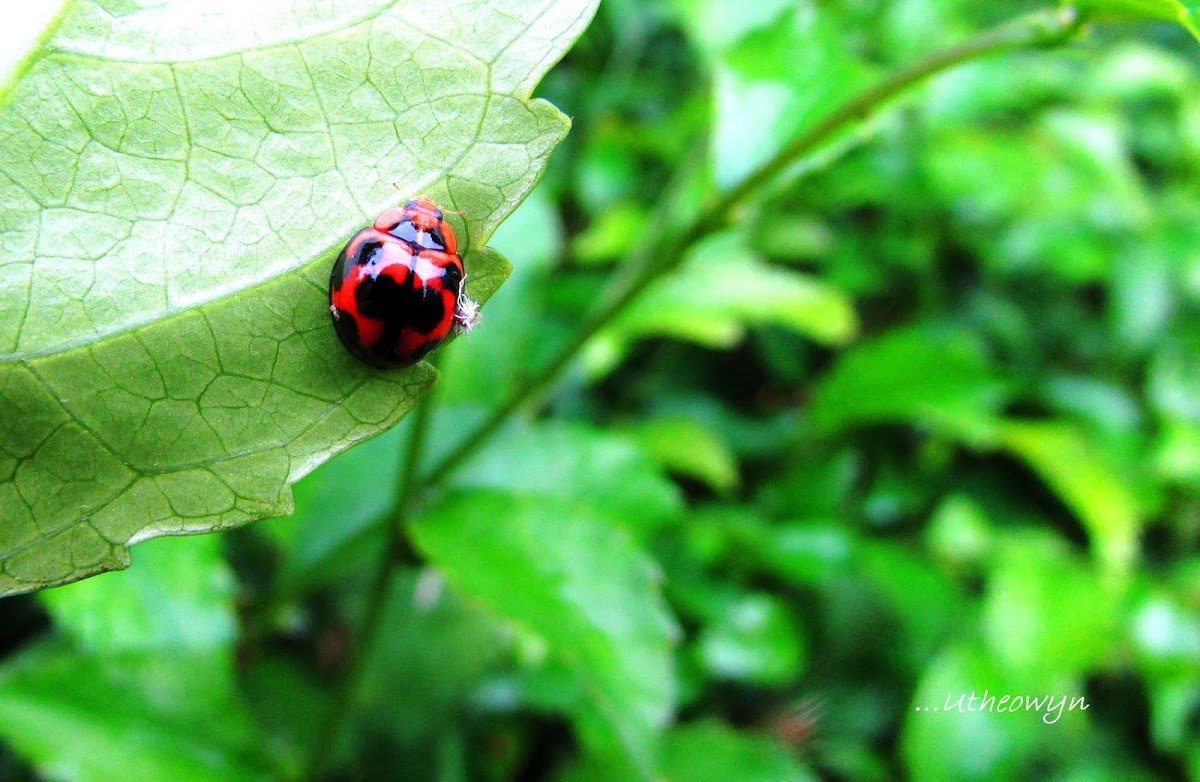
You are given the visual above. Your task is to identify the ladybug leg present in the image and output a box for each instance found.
[452,274,481,334]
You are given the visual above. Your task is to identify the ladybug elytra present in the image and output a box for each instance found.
[329,197,480,368]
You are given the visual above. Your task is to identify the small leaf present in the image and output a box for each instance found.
[590,232,856,374]
[1075,0,1200,41]
[694,3,870,187]
[0,0,600,594]
[696,592,806,685]
[982,532,1122,683]
[410,490,677,779]
[620,417,740,494]
[659,721,818,782]
[445,423,684,537]
[996,419,1140,576]
[809,325,1007,442]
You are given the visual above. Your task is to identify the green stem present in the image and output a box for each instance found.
[303,387,435,780]
[418,6,1083,484]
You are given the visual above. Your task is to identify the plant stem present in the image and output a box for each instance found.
[303,386,435,780]
[418,6,1083,484]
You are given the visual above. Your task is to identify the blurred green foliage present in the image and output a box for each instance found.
[3,1,1200,781]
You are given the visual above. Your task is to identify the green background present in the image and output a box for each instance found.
[2,0,1199,780]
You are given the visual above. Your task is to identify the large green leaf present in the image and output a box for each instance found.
[0,0,599,595]
[410,489,677,780]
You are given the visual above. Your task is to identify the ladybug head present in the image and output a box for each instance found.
[404,197,444,232]
[372,197,458,255]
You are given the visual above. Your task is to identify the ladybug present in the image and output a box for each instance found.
[329,197,480,368]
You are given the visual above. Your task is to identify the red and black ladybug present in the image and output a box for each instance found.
[329,197,480,368]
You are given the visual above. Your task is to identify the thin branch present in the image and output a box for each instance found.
[418,6,1084,484]
[303,384,436,780]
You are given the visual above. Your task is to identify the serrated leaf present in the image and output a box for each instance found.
[0,0,599,595]
[410,489,677,780]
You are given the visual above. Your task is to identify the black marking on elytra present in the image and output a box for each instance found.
[330,232,383,291]
[354,239,385,267]
[355,265,446,335]
[442,262,463,297]
[388,219,447,252]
